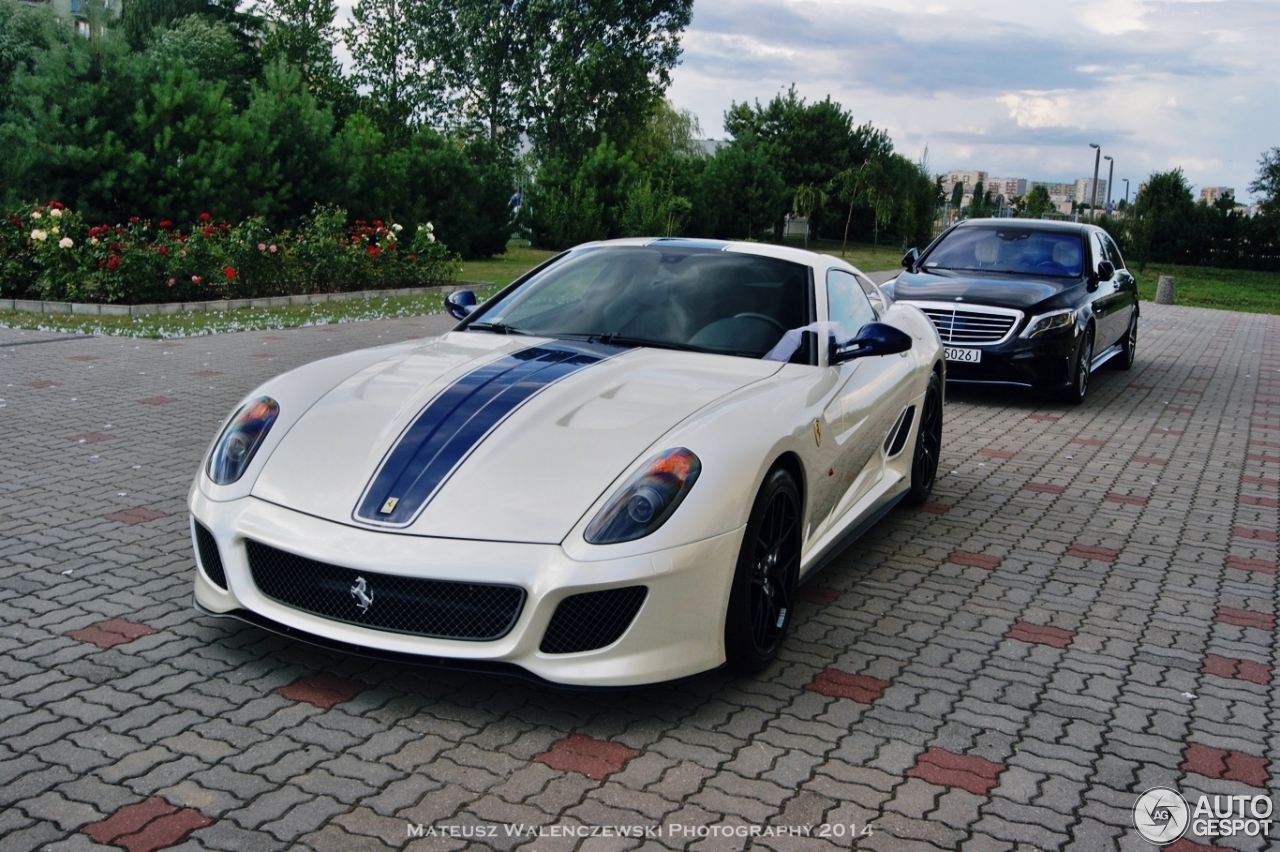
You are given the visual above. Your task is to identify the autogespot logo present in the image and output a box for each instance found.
[1134,787,1190,844]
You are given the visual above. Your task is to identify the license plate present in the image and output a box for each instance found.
[944,347,982,363]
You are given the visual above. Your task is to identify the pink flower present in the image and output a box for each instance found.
[258,243,266,251]
[167,278,175,287]
[192,275,202,283]
[268,245,277,253]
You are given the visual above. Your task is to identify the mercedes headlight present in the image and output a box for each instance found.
[1021,309,1076,339]
[585,448,701,544]
[207,397,279,485]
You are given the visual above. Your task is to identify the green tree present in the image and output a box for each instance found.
[949,181,963,212]
[1250,147,1280,215]
[146,14,258,106]
[724,86,890,238]
[1130,168,1196,267]
[1018,184,1052,219]
[517,0,694,160]
[239,60,339,225]
[791,183,824,248]
[694,132,787,240]
[343,0,444,136]
[260,0,351,112]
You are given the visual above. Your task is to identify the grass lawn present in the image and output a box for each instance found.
[1131,263,1280,314]
[7,243,1276,339]
[458,244,558,287]
[0,287,500,339]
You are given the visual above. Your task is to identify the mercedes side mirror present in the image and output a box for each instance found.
[901,248,920,272]
[830,322,913,365]
[445,289,477,320]
[1097,260,1115,281]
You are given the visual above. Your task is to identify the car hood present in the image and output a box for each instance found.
[890,270,1084,311]
[253,331,781,543]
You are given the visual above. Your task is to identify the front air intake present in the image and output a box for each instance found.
[245,540,525,641]
[193,521,227,590]
[540,586,648,654]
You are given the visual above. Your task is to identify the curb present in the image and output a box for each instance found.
[0,281,490,317]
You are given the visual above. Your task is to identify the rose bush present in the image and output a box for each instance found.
[0,203,459,303]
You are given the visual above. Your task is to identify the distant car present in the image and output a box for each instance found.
[885,219,1138,403]
[189,238,945,686]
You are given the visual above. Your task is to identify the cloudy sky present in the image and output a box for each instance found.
[666,0,1280,201]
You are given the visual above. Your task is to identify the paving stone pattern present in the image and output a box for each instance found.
[0,303,1276,851]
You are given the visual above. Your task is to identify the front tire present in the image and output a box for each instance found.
[724,468,801,673]
[903,370,943,506]
[1061,326,1094,404]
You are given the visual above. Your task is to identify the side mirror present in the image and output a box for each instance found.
[1096,260,1115,281]
[445,289,477,320]
[901,248,920,272]
[830,322,913,365]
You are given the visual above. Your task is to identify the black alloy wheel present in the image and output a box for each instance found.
[904,371,943,506]
[724,468,801,672]
[1110,312,1137,370]
[1062,327,1094,404]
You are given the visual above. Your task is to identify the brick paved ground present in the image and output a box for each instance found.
[0,303,1276,852]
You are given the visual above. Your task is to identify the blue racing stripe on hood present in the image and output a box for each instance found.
[355,340,624,526]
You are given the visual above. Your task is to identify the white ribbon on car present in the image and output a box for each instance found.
[763,321,851,362]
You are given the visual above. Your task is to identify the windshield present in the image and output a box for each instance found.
[924,228,1084,277]
[469,246,812,359]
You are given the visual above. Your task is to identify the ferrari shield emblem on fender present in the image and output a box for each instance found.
[813,420,822,447]
[379,497,399,514]
[350,577,374,613]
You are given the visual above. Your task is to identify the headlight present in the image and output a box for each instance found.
[1021,309,1076,339]
[207,397,279,485]
[585,448,701,544]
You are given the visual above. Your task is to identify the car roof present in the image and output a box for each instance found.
[953,218,1093,235]
[579,237,826,266]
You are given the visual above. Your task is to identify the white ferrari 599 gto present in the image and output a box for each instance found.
[189,239,945,686]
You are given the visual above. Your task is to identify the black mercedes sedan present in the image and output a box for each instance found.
[883,219,1138,403]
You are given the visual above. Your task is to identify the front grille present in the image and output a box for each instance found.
[245,540,525,641]
[193,521,227,590]
[540,586,648,654]
[920,306,1018,345]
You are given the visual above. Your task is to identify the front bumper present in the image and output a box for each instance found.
[189,490,742,687]
[943,328,1079,388]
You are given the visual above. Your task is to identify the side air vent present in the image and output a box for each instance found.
[540,587,648,654]
[193,521,227,590]
[885,406,916,457]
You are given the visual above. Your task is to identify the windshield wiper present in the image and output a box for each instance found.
[589,333,714,354]
[467,321,531,335]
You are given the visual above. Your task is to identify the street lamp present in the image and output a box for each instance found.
[1103,155,1114,216]
[1123,178,1130,207]
[1088,143,1101,220]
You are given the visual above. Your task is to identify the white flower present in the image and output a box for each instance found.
[49,208,63,219]
[427,232,435,243]
[426,222,434,231]
[392,223,403,233]
[58,237,73,249]
[31,211,42,220]
[30,229,47,241]
[90,237,99,246]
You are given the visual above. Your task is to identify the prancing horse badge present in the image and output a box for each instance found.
[813,419,822,447]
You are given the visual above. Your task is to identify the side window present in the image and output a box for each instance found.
[826,269,877,340]
[1090,233,1111,277]
[1103,235,1126,270]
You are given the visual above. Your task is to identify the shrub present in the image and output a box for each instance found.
[0,202,458,303]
